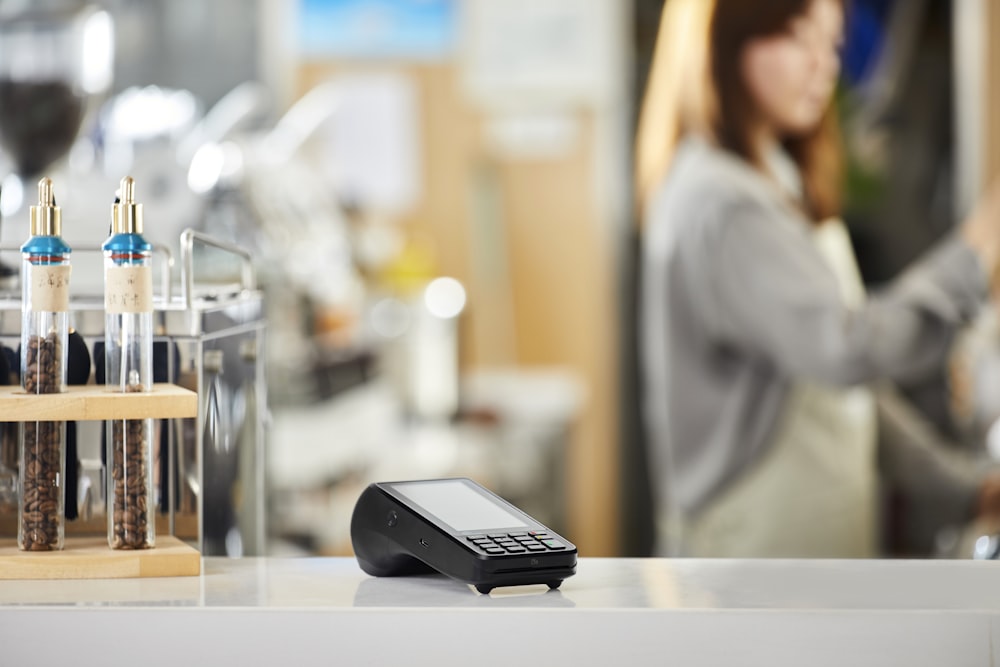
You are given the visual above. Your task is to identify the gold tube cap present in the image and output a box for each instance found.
[29,177,62,236]
[112,176,143,234]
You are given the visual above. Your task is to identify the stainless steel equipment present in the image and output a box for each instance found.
[0,229,266,556]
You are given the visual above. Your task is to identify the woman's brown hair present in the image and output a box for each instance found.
[636,0,845,223]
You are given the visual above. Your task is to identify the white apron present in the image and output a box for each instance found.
[679,220,878,558]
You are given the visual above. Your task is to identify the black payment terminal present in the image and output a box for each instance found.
[350,478,577,594]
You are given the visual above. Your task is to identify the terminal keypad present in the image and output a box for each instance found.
[465,531,567,554]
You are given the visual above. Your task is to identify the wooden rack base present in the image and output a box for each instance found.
[0,382,201,579]
[0,535,201,579]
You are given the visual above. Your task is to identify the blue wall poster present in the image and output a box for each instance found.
[298,0,456,59]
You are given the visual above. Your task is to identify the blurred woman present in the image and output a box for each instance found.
[637,0,1000,557]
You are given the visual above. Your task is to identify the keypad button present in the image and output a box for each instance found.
[507,532,528,538]
[525,544,546,552]
[467,536,489,543]
[540,539,565,550]
[487,533,507,539]
[504,545,527,553]
[514,535,536,543]
[529,531,550,538]
[484,547,505,554]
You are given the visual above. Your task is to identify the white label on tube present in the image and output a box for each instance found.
[105,265,153,313]
[29,265,71,312]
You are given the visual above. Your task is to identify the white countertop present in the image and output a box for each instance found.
[2,557,1000,665]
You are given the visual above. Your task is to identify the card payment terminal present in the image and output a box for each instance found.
[350,478,577,594]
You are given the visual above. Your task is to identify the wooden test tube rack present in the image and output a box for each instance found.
[0,383,201,579]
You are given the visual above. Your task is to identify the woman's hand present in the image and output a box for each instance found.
[962,179,1000,294]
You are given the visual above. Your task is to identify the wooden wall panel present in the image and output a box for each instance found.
[495,119,619,555]
[296,62,620,556]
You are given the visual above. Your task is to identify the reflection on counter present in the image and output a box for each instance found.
[8,556,1000,612]
[352,575,576,608]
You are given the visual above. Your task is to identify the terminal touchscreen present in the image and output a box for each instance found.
[351,478,577,594]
